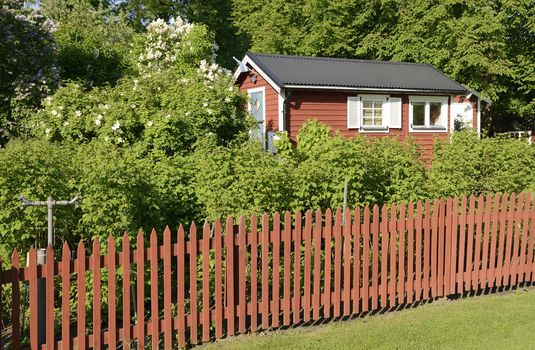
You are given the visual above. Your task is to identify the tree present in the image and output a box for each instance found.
[0,0,59,144]
[40,0,135,87]
[29,17,250,154]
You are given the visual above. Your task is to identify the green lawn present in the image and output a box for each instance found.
[201,288,535,349]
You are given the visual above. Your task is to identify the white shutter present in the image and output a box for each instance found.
[382,98,391,127]
[347,96,360,129]
[389,97,402,128]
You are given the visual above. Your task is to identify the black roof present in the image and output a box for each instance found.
[246,52,469,94]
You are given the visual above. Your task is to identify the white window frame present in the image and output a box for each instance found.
[247,86,266,142]
[348,94,390,133]
[408,95,449,133]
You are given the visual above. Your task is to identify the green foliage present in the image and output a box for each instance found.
[41,0,135,87]
[28,18,250,154]
[429,131,535,197]
[0,0,59,144]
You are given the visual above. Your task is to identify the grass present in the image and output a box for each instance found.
[200,288,535,349]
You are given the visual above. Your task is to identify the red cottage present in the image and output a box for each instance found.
[234,52,484,162]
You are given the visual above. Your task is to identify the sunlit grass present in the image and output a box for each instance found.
[201,288,535,349]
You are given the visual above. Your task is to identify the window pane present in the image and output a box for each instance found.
[430,102,442,126]
[363,101,373,108]
[413,102,425,126]
[362,117,373,126]
[374,117,383,126]
[363,108,373,118]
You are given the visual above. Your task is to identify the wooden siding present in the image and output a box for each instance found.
[288,90,478,163]
[237,66,279,131]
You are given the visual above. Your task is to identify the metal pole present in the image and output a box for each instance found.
[47,196,53,246]
[19,194,81,346]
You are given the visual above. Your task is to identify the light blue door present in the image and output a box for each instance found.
[249,90,265,144]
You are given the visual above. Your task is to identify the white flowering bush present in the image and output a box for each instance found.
[30,17,249,154]
[0,0,59,144]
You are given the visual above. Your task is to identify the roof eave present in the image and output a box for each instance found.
[283,84,469,95]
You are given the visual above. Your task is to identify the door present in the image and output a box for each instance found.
[248,88,265,145]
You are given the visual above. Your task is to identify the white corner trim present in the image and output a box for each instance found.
[477,97,481,134]
[233,55,282,93]
[278,88,285,131]
[449,95,455,133]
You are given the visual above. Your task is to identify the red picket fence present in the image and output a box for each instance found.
[1,192,535,349]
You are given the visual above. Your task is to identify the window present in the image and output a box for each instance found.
[248,87,265,144]
[348,95,402,131]
[409,96,448,132]
[362,99,383,126]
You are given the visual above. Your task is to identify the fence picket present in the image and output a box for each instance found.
[293,211,302,324]
[465,196,476,291]
[333,209,342,317]
[457,196,467,293]
[430,200,439,298]
[529,196,535,281]
[389,204,397,307]
[163,227,173,347]
[190,223,199,343]
[518,193,531,283]
[398,204,406,305]
[371,205,380,309]
[150,230,159,349]
[29,248,38,349]
[437,199,445,297]
[313,209,322,320]
[362,207,370,312]
[488,194,500,287]
[122,233,131,349]
[503,193,516,285]
[261,214,269,329]
[203,222,212,340]
[444,199,452,296]
[324,209,333,318]
[511,193,524,285]
[177,225,186,347]
[283,212,292,325]
[473,195,484,290]
[11,251,21,350]
[407,203,415,303]
[343,208,352,315]
[61,242,71,350]
[380,205,389,308]
[249,216,258,332]
[272,212,281,328]
[304,210,313,321]
[92,239,102,349]
[108,236,117,350]
[45,246,55,350]
[414,201,423,301]
[238,217,246,333]
[77,243,86,350]
[352,207,361,314]
[449,197,459,294]
[496,194,509,287]
[423,200,431,299]
[136,231,145,349]
[481,195,492,289]
[214,220,224,338]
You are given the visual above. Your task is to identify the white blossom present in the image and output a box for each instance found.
[75,110,82,117]
[147,120,154,127]
[95,114,103,126]
[51,110,58,116]
[112,121,121,131]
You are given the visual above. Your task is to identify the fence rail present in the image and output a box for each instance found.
[1,192,535,349]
